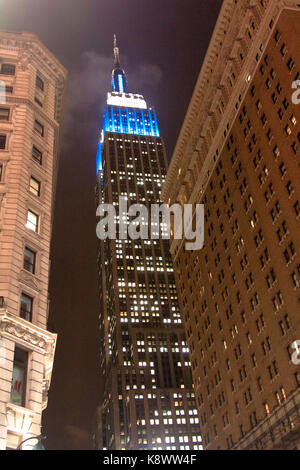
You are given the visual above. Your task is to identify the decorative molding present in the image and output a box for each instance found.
[18,271,41,293]
[6,403,35,436]
[0,32,67,79]
[0,309,56,355]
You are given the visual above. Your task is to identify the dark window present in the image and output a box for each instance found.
[23,247,36,274]
[20,293,33,322]
[10,347,28,407]
[0,107,9,120]
[0,134,6,149]
[34,96,43,107]
[32,145,42,164]
[34,119,44,137]
[0,63,15,75]
[35,75,44,91]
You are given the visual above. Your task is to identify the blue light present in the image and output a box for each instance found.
[97,50,160,173]
[118,74,124,93]
[101,104,160,138]
[96,140,103,174]
[112,69,128,93]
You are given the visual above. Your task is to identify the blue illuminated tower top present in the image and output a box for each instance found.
[96,35,160,173]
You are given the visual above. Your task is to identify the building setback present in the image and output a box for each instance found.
[162,0,300,450]
[95,37,202,450]
[0,32,66,449]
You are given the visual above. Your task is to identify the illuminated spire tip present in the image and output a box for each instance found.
[113,34,120,67]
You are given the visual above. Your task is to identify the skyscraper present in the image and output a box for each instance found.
[162,0,300,450]
[0,31,66,450]
[95,37,202,450]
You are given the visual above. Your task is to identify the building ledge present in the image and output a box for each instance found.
[6,402,35,436]
[0,309,56,353]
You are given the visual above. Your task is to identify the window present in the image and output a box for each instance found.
[0,163,3,181]
[268,360,279,380]
[35,75,44,91]
[32,145,42,165]
[0,107,9,120]
[23,247,36,274]
[26,209,39,232]
[20,293,33,322]
[29,176,40,197]
[274,29,281,43]
[251,353,258,367]
[280,43,287,57]
[34,119,44,137]
[286,180,294,195]
[10,347,28,407]
[0,134,6,149]
[34,96,43,107]
[0,63,15,75]
[279,314,291,335]
[273,145,280,159]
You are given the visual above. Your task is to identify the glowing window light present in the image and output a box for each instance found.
[118,74,124,93]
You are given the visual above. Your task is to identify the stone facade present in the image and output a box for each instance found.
[162,0,300,450]
[0,31,66,449]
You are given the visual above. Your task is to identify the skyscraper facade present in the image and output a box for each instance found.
[162,0,300,450]
[0,32,66,449]
[95,37,202,450]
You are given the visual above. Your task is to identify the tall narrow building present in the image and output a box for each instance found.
[0,32,66,449]
[162,0,300,450]
[95,37,202,450]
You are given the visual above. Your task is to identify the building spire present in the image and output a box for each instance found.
[113,34,120,67]
[111,34,129,94]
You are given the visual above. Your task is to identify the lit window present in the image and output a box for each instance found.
[26,209,39,232]
[29,176,40,197]
[10,347,28,407]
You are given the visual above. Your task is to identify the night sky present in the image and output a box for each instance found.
[0,0,223,449]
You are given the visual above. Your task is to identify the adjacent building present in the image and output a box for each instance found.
[95,37,202,450]
[162,0,300,450]
[0,32,66,449]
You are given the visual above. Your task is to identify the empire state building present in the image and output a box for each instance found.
[95,36,202,450]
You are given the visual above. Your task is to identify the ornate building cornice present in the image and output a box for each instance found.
[0,309,56,355]
[0,31,67,81]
